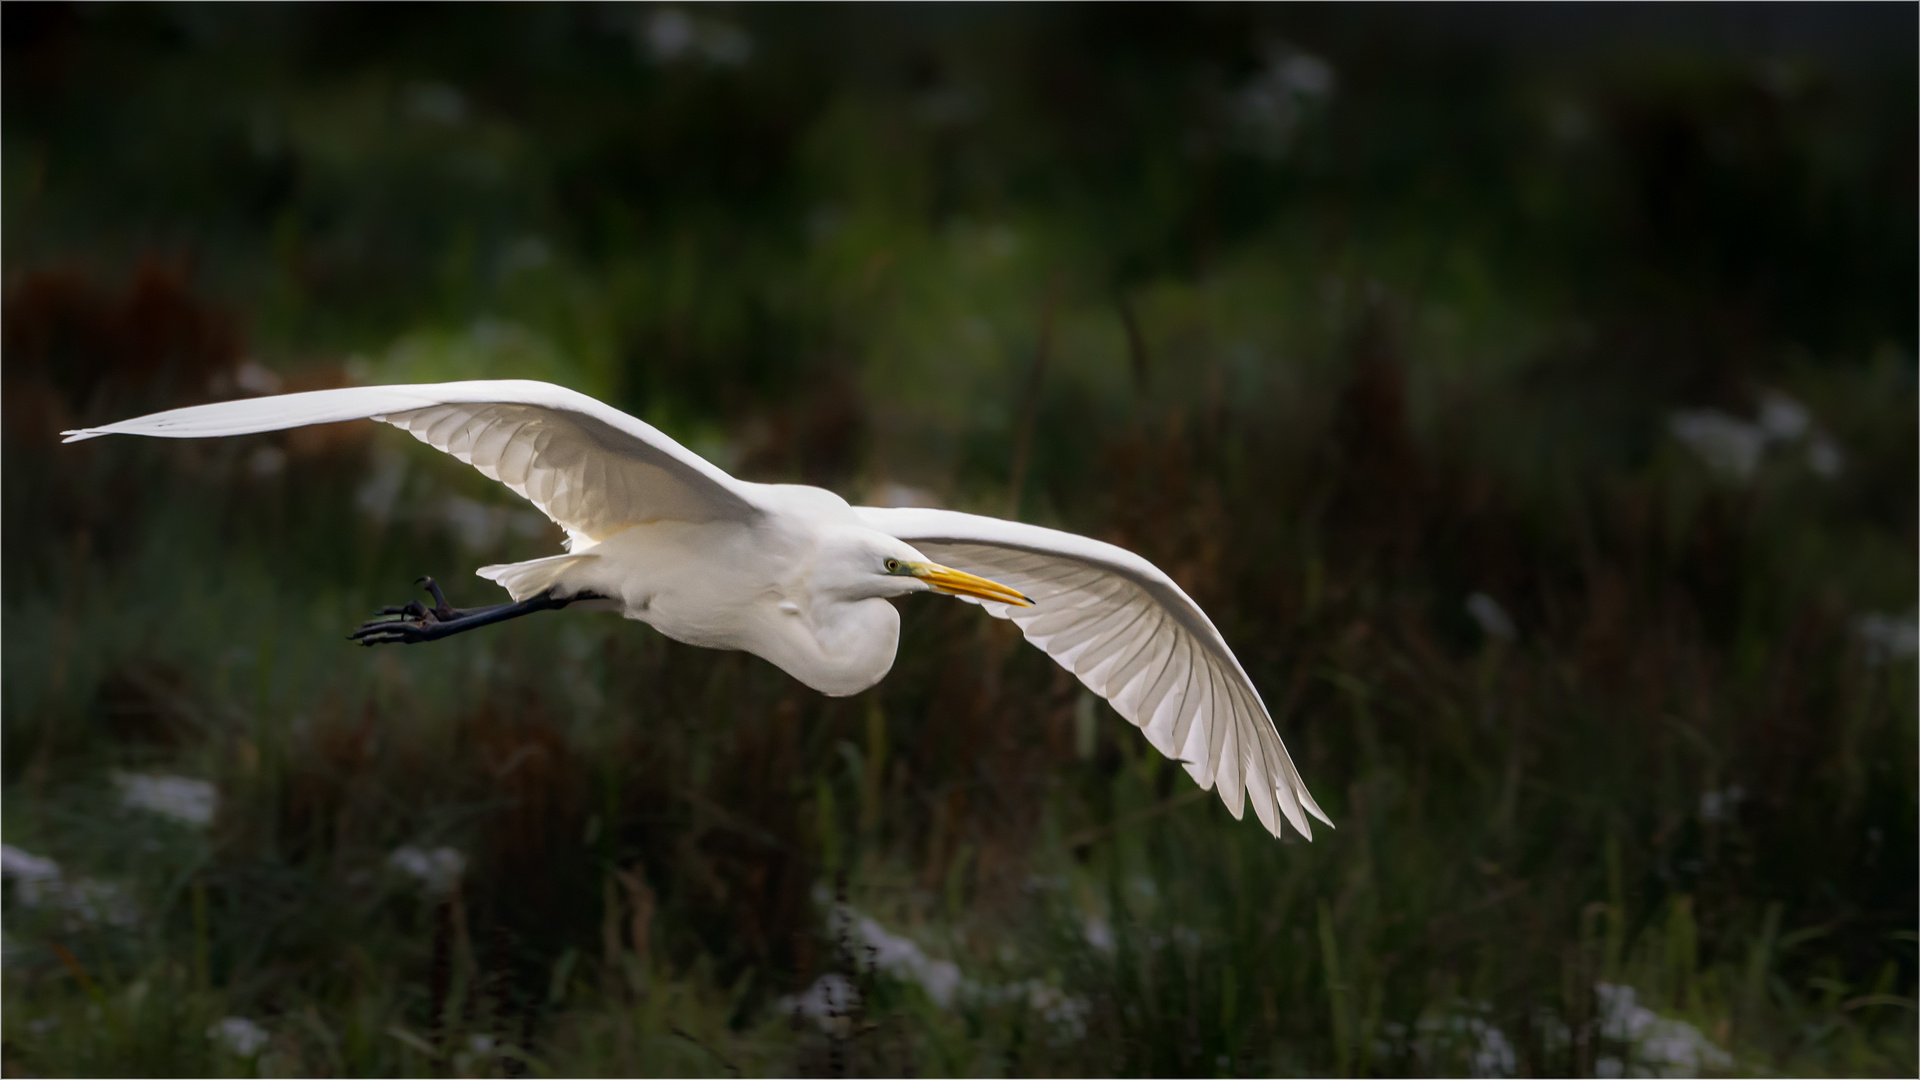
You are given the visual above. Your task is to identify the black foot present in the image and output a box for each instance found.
[351,577,500,646]
[348,578,597,646]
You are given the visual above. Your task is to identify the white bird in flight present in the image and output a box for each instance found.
[64,381,1329,839]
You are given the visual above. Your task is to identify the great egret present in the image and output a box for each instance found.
[64,381,1329,839]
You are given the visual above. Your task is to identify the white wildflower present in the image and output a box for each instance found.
[643,8,695,60]
[448,1032,505,1070]
[1669,410,1766,482]
[779,973,861,1033]
[1672,393,1843,483]
[67,878,139,927]
[208,1016,270,1057]
[388,846,466,895]
[2,845,139,928]
[114,772,218,827]
[1698,785,1745,823]
[1471,1022,1517,1078]
[798,900,1088,1044]
[1231,42,1335,158]
[232,360,284,396]
[1014,978,1091,1044]
[1082,914,1116,953]
[1853,613,1916,665]
[640,8,751,67]
[1466,592,1517,642]
[1755,390,1810,442]
[850,912,964,1007]
[2,844,61,893]
[1758,390,1845,477]
[1593,983,1732,1077]
[1413,1001,1517,1078]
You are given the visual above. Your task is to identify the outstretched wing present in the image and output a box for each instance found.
[62,380,760,546]
[855,505,1330,840]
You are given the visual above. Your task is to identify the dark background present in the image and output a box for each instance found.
[3,4,1915,1075]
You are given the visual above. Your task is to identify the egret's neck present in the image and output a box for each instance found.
[769,595,901,698]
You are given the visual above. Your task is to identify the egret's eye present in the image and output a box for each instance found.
[884,558,901,573]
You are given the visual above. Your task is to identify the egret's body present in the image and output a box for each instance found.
[541,494,913,697]
[65,380,1330,839]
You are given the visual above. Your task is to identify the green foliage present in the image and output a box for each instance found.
[4,6,1914,1076]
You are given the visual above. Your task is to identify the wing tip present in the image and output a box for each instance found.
[1301,789,1335,830]
[60,429,102,443]
[1286,788,1334,841]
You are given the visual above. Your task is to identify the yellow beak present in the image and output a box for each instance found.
[911,562,1035,607]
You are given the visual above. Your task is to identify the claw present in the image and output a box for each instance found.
[350,615,433,646]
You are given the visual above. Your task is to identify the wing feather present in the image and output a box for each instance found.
[1046,597,1143,665]
[1140,635,1192,757]
[64,381,763,547]
[1238,679,1280,835]
[1093,607,1162,697]
[856,505,1325,840]
[1111,610,1175,716]
[467,415,527,476]
[1074,602,1155,684]
[1140,634,1194,756]
[423,407,473,450]
[494,423,539,487]
[1203,664,1233,797]
[1167,648,1208,765]
[1213,671,1244,818]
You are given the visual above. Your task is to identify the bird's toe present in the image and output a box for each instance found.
[349,615,430,645]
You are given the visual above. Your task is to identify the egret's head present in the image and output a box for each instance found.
[834,532,1034,608]
[878,554,1034,607]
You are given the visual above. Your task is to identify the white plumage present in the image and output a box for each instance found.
[64,379,1329,839]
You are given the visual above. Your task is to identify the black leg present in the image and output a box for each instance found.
[349,579,608,646]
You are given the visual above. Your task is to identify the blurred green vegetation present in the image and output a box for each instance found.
[3,4,1915,1076]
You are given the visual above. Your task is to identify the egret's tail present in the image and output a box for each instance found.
[477,553,600,601]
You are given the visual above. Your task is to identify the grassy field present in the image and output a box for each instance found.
[3,6,1915,1076]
